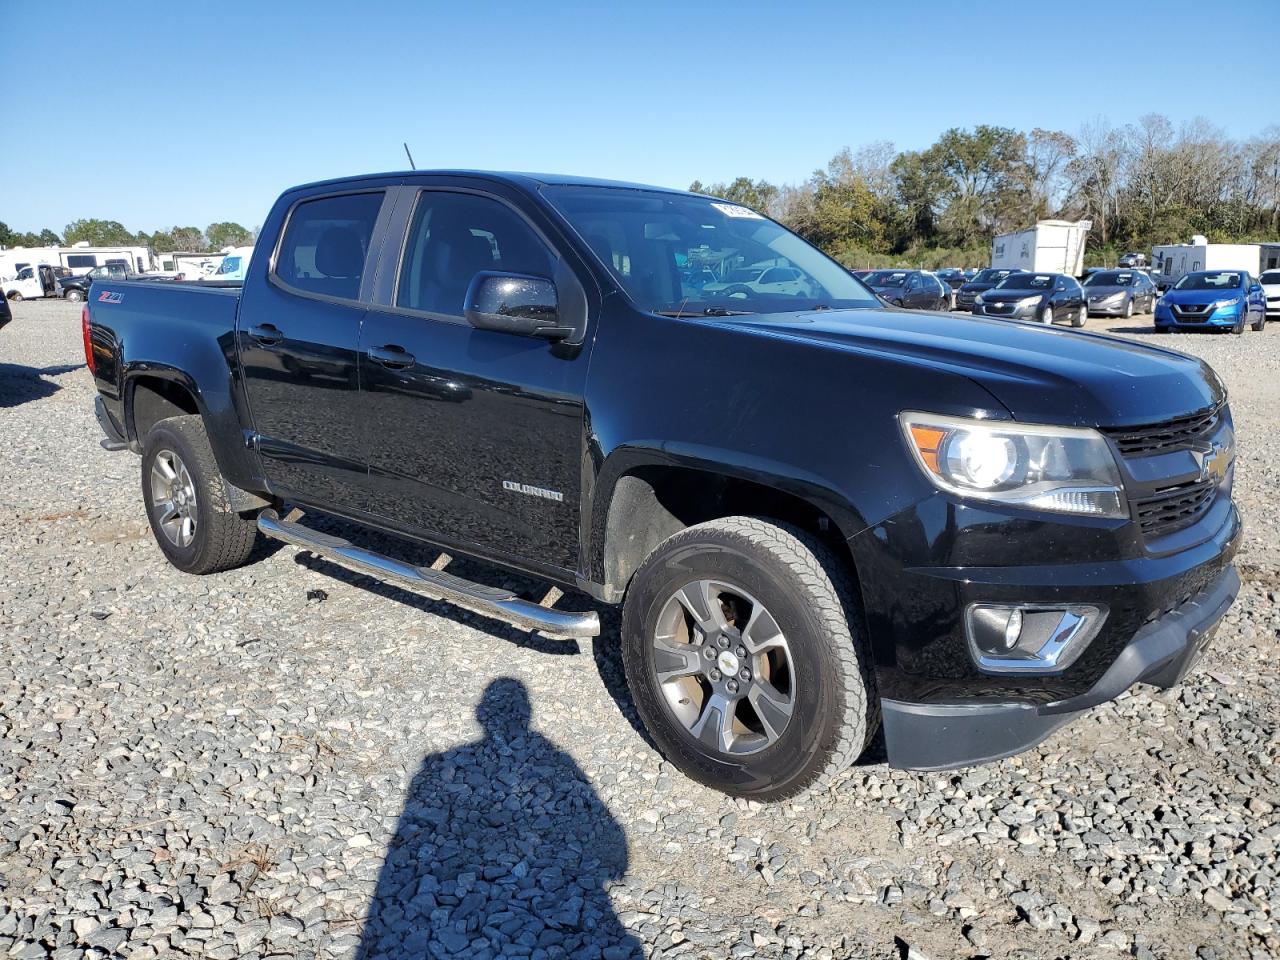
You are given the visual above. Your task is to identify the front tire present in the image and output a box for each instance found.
[1253,309,1266,332]
[1123,297,1133,319]
[1072,305,1087,327]
[65,289,84,303]
[621,517,877,801]
[7,292,22,302]
[1039,302,1054,324]
[141,415,259,574]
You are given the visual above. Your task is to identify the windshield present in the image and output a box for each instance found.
[972,268,1013,283]
[541,186,879,314]
[1259,271,1280,284]
[215,256,242,276]
[1084,271,1135,287]
[1174,271,1241,291]
[995,273,1052,291]
[866,271,909,288]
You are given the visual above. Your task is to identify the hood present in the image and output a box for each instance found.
[718,307,1223,427]
[1161,288,1240,306]
[981,289,1044,303]
[958,281,1000,294]
[1084,284,1130,298]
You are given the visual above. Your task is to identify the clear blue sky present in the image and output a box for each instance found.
[3,0,1273,235]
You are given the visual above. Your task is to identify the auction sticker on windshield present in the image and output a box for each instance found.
[710,202,763,219]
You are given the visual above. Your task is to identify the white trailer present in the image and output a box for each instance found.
[57,244,153,273]
[1152,240,1262,288]
[154,252,225,278]
[991,220,1092,277]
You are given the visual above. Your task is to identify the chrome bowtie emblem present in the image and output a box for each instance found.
[1192,440,1231,485]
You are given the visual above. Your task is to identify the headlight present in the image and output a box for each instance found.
[1212,297,1242,309]
[1017,296,1042,309]
[900,412,1127,518]
[973,293,985,304]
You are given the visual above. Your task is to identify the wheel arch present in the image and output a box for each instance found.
[588,450,867,603]
[127,369,204,444]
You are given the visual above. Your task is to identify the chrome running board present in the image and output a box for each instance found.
[256,509,600,639]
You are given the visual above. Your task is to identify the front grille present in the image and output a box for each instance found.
[1173,303,1211,317]
[1103,405,1221,456]
[1134,479,1217,539]
[985,302,1015,314]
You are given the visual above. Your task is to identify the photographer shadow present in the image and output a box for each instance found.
[356,678,642,960]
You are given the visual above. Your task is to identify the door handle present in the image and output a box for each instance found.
[368,344,416,369]
[248,323,283,345]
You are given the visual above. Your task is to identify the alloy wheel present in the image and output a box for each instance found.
[651,579,796,756]
[149,450,198,547]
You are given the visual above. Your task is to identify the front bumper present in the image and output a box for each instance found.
[972,303,1037,320]
[1087,298,1127,315]
[881,563,1240,769]
[1155,304,1242,328]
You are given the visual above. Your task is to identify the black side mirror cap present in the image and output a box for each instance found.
[464,272,574,341]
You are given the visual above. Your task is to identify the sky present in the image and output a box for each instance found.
[3,0,1275,236]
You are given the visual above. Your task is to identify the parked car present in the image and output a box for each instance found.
[702,265,815,299]
[972,272,1087,326]
[58,274,92,302]
[1118,252,1147,268]
[861,269,950,310]
[955,267,1019,311]
[84,170,1240,800]
[933,268,967,291]
[1153,270,1267,334]
[205,246,255,284]
[3,264,62,301]
[1083,270,1159,318]
[1258,269,1280,321]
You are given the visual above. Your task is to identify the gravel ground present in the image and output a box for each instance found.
[1,299,1278,960]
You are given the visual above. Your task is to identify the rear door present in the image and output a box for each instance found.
[237,188,392,510]
[356,182,596,573]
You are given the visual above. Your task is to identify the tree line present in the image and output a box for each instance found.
[0,220,256,253]
[691,116,1280,268]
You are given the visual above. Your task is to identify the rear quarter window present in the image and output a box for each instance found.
[274,192,384,301]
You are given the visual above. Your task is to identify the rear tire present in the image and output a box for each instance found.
[1123,298,1133,319]
[1072,305,1087,327]
[1253,310,1266,332]
[7,292,22,302]
[621,516,877,801]
[65,289,84,302]
[141,415,259,574]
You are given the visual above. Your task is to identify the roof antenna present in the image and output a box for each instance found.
[403,142,417,170]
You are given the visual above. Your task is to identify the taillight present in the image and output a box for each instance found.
[81,305,94,374]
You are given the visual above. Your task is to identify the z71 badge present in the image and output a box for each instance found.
[97,291,124,304]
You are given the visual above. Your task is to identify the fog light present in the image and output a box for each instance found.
[965,603,1107,674]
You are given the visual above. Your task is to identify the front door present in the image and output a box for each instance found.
[358,187,593,573]
[237,189,387,510]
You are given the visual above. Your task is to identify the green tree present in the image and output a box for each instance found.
[689,177,779,214]
[205,221,253,249]
[63,218,137,246]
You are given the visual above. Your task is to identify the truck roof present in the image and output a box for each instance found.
[282,169,698,197]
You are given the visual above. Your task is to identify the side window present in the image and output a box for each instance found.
[905,274,920,291]
[760,268,787,285]
[274,192,383,301]
[397,191,555,316]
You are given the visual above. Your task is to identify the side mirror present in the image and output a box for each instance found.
[1250,284,1263,294]
[464,271,571,340]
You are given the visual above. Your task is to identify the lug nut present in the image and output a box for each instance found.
[737,645,747,658]
[739,668,750,681]
[710,669,722,682]
[726,679,739,694]
[703,647,715,660]
[717,635,730,649]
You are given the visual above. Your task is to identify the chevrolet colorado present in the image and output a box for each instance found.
[85,171,1241,800]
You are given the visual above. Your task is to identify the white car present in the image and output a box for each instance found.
[207,246,255,283]
[1259,269,1280,321]
[703,265,815,299]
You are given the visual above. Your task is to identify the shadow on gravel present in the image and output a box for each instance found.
[0,362,82,408]
[357,678,642,960]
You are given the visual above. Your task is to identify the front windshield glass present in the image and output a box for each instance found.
[1174,271,1241,291]
[1084,271,1135,286]
[541,186,879,314]
[973,268,1013,283]
[995,273,1052,291]
[215,256,242,276]
[868,272,909,288]
[1260,271,1280,284]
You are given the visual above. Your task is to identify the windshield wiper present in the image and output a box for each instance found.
[655,306,754,318]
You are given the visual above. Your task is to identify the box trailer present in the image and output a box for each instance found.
[991,220,1092,277]
[1152,240,1261,289]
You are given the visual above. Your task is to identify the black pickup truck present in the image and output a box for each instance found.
[84,171,1241,800]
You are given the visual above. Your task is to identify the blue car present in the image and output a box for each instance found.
[1154,269,1267,334]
